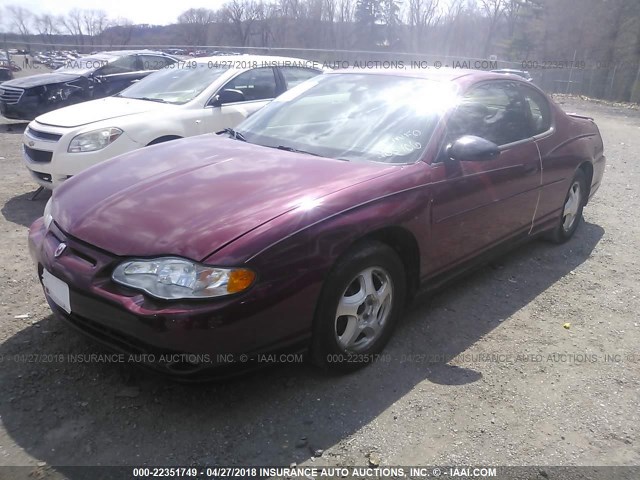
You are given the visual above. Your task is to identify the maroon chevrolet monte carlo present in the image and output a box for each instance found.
[28,69,605,378]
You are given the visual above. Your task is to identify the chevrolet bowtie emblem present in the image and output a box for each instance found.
[54,242,67,258]
[28,141,35,147]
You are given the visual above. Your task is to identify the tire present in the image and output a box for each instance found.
[310,241,406,372]
[547,169,587,243]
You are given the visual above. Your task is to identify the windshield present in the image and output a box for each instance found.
[237,73,457,164]
[56,56,115,75]
[117,64,230,104]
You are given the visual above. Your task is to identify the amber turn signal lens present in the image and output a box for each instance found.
[227,269,256,293]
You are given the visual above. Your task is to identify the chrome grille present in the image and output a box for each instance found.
[0,86,24,105]
[26,127,62,142]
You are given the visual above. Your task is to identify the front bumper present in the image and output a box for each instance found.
[23,121,142,189]
[28,218,315,379]
[0,99,38,121]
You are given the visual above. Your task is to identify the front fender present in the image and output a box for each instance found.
[205,180,432,295]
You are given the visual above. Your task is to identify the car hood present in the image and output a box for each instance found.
[53,136,397,261]
[1,72,84,89]
[36,96,173,128]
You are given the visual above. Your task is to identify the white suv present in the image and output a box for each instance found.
[23,55,323,188]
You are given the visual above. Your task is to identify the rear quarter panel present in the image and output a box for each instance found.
[533,103,605,229]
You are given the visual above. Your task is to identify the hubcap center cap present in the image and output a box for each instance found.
[361,295,377,320]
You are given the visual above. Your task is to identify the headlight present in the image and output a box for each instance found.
[43,198,54,230]
[112,257,256,300]
[68,127,123,153]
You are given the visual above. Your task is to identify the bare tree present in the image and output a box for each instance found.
[6,5,33,44]
[504,0,522,37]
[60,9,85,46]
[177,8,216,46]
[220,0,263,46]
[480,0,507,56]
[102,18,136,47]
[322,0,338,47]
[335,0,355,47]
[440,0,465,55]
[407,0,439,51]
[82,10,110,45]
[34,14,59,47]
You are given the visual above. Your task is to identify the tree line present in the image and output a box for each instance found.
[1,0,640,101]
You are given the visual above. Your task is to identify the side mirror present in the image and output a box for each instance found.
[447,135,500,162]
[210,88,245,107]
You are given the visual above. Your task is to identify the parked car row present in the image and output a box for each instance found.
[0,65,14,82]
[0,50,178,121]
[21,54,323,188]
[163,48,241,57]
[31,50,81,69]
[19,57,606,378]
[0,52,21,74]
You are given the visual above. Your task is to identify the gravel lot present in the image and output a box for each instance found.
[0,70,639,479]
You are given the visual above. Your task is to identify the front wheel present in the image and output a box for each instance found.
[547,169,587,243]
[310,241,406,372]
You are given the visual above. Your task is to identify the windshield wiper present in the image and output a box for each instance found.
[275,145,322,157]
[124,94,169,103]
[217,128,246,142]
[131,96,168,103]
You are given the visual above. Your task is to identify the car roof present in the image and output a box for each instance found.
[80,50,171,59]
[191,54,322,67]
[492,68,529,73]
[324,67,523,84]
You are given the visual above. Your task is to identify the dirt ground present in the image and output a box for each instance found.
[0,73,639,479]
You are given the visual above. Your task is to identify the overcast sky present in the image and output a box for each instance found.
[0,0,226,26]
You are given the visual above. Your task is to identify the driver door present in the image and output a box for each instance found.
[428,80,542,273]
[200,67,280,134]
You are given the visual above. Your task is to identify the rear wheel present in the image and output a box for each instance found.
[548,169,587,243]
[310,241,406,372]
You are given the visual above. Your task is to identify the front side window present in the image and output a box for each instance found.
[222,68,277,102]
[236,73,457,164]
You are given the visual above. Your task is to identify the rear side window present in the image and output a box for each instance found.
[449,81,536,146]
[140,55,175,71]
[518,84,552,135]
[97,55,138,75]
[223,67,277,101]
[280,67,321,89]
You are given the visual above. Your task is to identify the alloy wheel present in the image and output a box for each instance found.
[562,181,582,232]
[334,267,394,351]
